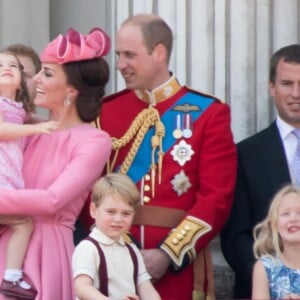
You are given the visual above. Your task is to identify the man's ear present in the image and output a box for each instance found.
[268,81,275,98]
[154,43,168,63]
[89,202,97,220]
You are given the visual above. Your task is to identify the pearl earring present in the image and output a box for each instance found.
[64,95,71,106]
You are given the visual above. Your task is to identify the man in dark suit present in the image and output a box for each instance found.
[221,44,300,298]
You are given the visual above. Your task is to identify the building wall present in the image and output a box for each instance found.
[1,0,300,141]
[0,0,49,53]
[1,0,300,297]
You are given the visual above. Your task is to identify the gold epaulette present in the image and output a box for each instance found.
[160,216,212,267]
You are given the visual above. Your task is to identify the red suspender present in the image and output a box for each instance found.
[85,236,109,296]
[85,237,138,296]
[125,242,138,290]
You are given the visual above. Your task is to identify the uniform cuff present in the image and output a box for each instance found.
[159,216,211,267]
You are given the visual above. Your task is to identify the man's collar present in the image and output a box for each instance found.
[134,76,181,106]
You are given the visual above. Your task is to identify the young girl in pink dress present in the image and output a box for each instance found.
[0,50,59,299]
[0,27,112,300]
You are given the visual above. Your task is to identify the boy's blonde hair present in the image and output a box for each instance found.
[92,173,140,210]
[253,184,300,259]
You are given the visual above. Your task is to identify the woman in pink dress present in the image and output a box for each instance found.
[0,27,112,300]
[0,50,59,300]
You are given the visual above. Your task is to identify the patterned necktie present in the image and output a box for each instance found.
[292,128,300,185]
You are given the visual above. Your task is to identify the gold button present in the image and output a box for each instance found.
[177,234,183,240]
[143,196,151,203]
[144,185,150,191]
[172,238,179,245]
[184,225,191,231]
[145,174,151,181]
[180,229,187,235]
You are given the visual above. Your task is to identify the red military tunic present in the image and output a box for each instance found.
[98,77,237,300]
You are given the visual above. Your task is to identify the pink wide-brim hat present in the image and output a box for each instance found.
[40,27,111,64]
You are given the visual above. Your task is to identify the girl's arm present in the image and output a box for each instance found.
[74,275,108,300]
[137,280,161,300]
[252,260,270,299]
[0,120,59,140]
[0,215,29,235]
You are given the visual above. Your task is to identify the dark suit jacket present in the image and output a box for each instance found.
[220,121,291,298]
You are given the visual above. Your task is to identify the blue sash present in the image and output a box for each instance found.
[118,92,214,183]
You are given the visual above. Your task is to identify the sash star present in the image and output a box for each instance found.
[171,140,194,166]
[171,170,191,196]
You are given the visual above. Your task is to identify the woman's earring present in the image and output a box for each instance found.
[64,95,71,106]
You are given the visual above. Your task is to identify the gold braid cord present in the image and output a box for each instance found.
[107,107,165,196]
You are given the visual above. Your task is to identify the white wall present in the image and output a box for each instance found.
[2,0,300,142]
[0,0,49,53]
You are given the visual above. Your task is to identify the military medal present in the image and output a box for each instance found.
[171,140,195,166]
[173,114,182,139]
[173,129,182,139]
[182,113,193,138]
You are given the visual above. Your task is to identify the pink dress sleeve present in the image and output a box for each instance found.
[0,126,112,216]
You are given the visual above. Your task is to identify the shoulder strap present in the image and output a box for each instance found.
[125,242,138,292]
[84,237,108,296]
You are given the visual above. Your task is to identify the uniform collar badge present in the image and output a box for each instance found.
[134,76,181,106]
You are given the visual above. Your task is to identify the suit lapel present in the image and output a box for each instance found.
[256,122,291,188]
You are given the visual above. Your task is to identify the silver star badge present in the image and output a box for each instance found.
[171,140,194,166]
[171,170,191,196]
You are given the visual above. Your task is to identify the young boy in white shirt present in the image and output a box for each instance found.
[72,173,161,300]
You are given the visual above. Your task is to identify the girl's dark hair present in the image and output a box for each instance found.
[0,50,33,113]
[62,57,110,122]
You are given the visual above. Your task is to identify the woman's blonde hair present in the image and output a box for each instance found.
[92,173,140,210]
[253,184,300,259]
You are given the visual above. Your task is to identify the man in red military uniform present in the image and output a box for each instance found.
[98,14,236,300]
